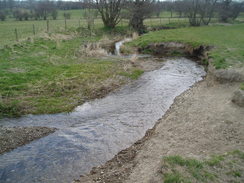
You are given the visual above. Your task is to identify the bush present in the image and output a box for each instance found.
[0,11,6,21]
[63,12,71,19]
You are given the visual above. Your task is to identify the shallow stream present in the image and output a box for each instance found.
[0,40,206,183]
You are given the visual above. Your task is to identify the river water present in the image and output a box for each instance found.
[0,41,206,183]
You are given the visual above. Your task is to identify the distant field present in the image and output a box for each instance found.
[0,9,243,47]
[0,10,189,46]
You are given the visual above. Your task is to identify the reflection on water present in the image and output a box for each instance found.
[0,58,205,183]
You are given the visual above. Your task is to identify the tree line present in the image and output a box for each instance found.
[0,0,243,33]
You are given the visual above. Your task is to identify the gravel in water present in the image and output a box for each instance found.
[0,126,56,155]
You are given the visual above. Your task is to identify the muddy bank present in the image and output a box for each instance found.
[75,74,244,183]
[0,126,56,155]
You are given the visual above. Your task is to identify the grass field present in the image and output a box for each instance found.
[0,29,144,118]
[2,9,241,47]
[0,10,192,47]
[0,17,189,47]
[128,24,244,69]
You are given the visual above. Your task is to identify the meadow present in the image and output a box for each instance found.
[0,28,145,118]
[0,10,191,47]
[128,23,244,69]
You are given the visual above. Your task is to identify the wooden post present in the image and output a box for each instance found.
[32,24,35,35]
[46,19,49,32]
[65,18,67,31]
[15,28,18,42]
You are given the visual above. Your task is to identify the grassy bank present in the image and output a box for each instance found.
[0,30,142,118]
[162,150,244,183]
[128,24,244,69]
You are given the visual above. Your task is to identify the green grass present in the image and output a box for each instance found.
[128,24,244,69]
[0,18,105,46]
[240,83,244,90]
[0,31,137,118]
[164,171,191,183]
[119,69,144,80]
[162,150,244,183]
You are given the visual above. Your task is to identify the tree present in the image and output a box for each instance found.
[199,0,218,25]
[218,0,232,22]
[185,0,202,26]
[96,0,123,28]
[229,1,244,20]
[51,9,58,20]
[174,0,188,18]
[63,12,71,19]
[218,0,244,22]
[0,11,6,21]
[153,1,163,18]
[35,0,55,20]
[13,9,30,21]
[129,0,154,34]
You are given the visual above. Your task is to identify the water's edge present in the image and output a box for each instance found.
[0,40,206,183]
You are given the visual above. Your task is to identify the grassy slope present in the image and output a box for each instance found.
[128,24,244,69]
[0,32,142,118]
[162,150,244,183]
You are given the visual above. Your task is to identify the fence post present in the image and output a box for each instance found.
[65,18,67,31]
[14,28,18,42]
[46,19,49,32]
[32,24,35,35]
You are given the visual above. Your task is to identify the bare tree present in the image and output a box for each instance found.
[82,0,98,30]
[96,0,123,28]
[199,0,218,25]
[174,1,188,18]
[13,9,30,21]
[35,0,55,20]
[185,0,202,26]
[0,11,6,21]
[129,0,154,34]
[218,0,232,22]
[51,9,58,20]
[63,12,71,19]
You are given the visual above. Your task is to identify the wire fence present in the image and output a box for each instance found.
[0,16,223,47]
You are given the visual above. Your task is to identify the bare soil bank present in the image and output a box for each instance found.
[75,74,244,183]
[0,126,56,155]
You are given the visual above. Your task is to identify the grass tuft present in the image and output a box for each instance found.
[162,150,244,183]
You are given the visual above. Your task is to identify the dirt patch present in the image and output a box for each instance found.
[214,68,244,83]
[138,42,211,66]
[75,76,244,183]
[232,89,244,107]
[7,68,26,73]
[0,126,56,155]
